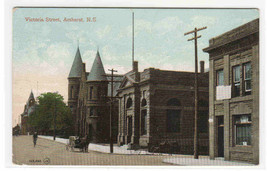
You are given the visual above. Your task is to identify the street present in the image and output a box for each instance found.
[13,136,175,165]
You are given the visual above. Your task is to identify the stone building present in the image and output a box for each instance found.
[203,18,259,164]
[117,61,209,155]
[68,47,122,143]
[20,91,36,135]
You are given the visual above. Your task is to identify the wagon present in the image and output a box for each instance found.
[66,136,89,152]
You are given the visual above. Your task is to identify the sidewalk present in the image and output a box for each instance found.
[163,157,255,166]
[39,135,255,166]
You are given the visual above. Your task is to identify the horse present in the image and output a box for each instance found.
[79,135,90,152]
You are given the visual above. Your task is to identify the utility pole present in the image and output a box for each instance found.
[108,68,118,153]
[184,26,207,159]
[53,97,57,140]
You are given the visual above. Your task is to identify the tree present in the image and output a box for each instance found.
[28,92,74,137]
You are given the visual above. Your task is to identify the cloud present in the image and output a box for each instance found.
[135,19,152,35]
[153,16,183,36]
[189,15,218,29]
[96,25,112,39]
[13,41,73,77]
[104,64,131,74]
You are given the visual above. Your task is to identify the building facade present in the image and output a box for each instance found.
[20,91,36,135]
[203,18,259,164]
[68,47,122,143]
[117,61,209,155]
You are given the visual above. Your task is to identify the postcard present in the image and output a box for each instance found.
[12,7,260,166]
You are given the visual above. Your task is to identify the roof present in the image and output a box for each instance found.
[28,91,34,101]
[87,51,107,81]
[203,18,259,52]
[26,91,35,107]
[68,47,83,78]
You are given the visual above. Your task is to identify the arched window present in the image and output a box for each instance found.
[167,98,181,106]
[126,98,133,108]
[141,98,147,107]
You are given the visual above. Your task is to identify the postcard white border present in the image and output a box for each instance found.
[3,0,266,170]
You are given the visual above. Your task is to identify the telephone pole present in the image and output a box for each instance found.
[108,68,118,153]
[53,97,57,140]
[184,26,207,159]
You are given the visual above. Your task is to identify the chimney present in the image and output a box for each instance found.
[133,61,138,72]
[200,61,205,73]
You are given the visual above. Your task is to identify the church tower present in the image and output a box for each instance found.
[21,90,36,135]
[68,46,83,135]
[27,90,35,108]
[85,50,109,142]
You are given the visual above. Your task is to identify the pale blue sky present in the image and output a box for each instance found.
[13,8,259,73]
[12,8,259,126]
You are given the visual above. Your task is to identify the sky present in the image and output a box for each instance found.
[12,8,259,126]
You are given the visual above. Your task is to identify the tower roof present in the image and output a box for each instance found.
[28,90,34,101]
[87,50,107,81]
[68,47,83,78]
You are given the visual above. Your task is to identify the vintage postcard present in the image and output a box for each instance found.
[12,7,260,166]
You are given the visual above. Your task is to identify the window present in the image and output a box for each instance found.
[89,86,93,99]
[141,110,147,135]
[141,99,147,107]
[71,86,74,99]
[234,114,251,146]
[233,65,241,97]
[217,70,224,86]
[126,98,133,108]
[166,110,181,133]
[97,87,101,98]
[244,62,252,94]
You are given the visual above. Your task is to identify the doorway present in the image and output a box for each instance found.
[217,116,224,157]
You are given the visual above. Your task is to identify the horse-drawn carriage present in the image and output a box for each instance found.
[66,136,90,152]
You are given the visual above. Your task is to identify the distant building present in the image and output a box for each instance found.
[20,91,36,135]
[68,47,122,143]
[13,124,21,136]
[117,61,209,155]
[203,18,259,164]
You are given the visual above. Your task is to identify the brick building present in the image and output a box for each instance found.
[203,18,259,164]
[68,47,122,143]
[117,61,209,155]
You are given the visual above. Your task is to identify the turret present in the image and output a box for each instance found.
[85,50,109,142]
[68,46,83,135]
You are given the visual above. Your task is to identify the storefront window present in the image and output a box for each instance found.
[234,114,251,146]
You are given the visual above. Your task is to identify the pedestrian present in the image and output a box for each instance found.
[33,132,38,147]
